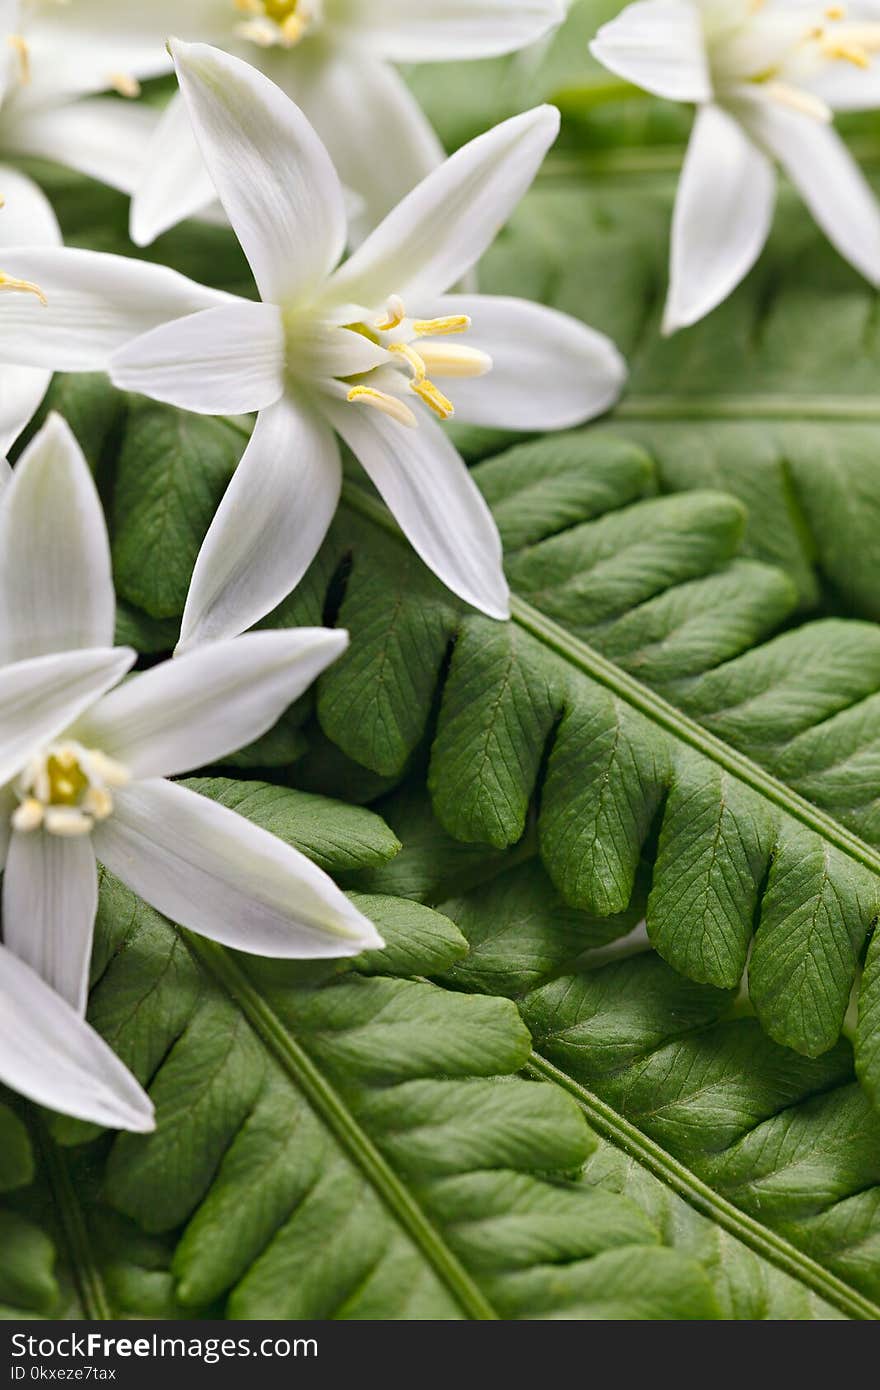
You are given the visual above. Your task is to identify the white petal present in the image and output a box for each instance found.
[326,105,560,307]
[0,413,115,662]
[808,63,880,113]
[0,247,230,372]
[0,168,57,450]
[80,629,348,779]
[179,395,341,650]
[170,39,346,305]
[3,831,97,1015]
[0,364,50,458]
[740,95,880,288]
[0,165,61,246]
[332,0,564,60]
[129,92,217,247]
[271,51,444,245]
[324,395,509,619]
[94,780,383,958]
[589,0,712,102]
[424,293,626,427]
[0,647,134,789]
[22,0,183,98]
[2,97,159,196]
[0,944,154,1132]
[110,301,285,414]
[663,103,776,334]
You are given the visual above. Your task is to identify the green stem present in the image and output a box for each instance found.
[527,1052,880,1322]
[184,934,498,1321]
[34,1121,111,1320]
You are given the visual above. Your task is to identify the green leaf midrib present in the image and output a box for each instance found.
[182,933,498,1321]
[34,1121,111,1320]
[526,1051,880,1322]
[340,480,880,886]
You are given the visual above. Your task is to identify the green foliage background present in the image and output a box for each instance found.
[5,0,880,1321]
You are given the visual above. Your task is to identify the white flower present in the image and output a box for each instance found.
[0,942,154,1132]
[109,0,567,247]
[591,0,880,332]
[0,0,174,451]
[0,411,384,1022]
[97,42,622,646]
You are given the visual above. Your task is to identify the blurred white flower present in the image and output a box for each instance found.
[0,412,384,1020]
[105,0,568,246]
[591,0,880,331]
[0,44,625,643]
[0,942,154,1132]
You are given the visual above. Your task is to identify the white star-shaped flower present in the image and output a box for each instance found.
[591,0,880,331]
[0,412,384,1038]
[0,42,626,646]
[86,0,569,246]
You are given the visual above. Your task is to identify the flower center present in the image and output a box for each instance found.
[11,742,130,837]
[232,0,317,47]
[708,2,880,120]
[345,296,493,429]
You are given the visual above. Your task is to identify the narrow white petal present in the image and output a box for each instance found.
[0,168,57,449]
[3,831,97,1015]
[740,95,880,288]
[0,944,154,1132]
[424,294,627,427]
[129,92,217,247]
[80,629,348,779]
[272,51,444,245]
[0,165,61,246]
[589,0,712,102]
[324,395,509,619]
[110,301,285,415]
[23,0,185,98]
[2,98,159,196]
[0,648,134,788]
[179,395,341,650]
[94,780,384,957]
[0,413,115,662]
[0,364,50,458]
[327,105,560,307]
[170,39,346,305]
[0,247,230,372]
[332,0,564,60]
[663,103,776,334]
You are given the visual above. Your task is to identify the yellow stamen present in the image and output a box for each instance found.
[43,806,93,837]
[281,13,307,42]
[764,81,833,121]
[7,34,29,84]
[0,273,47,305]
[388,341,427,382]
[412,314,471,337]
[11,798,43,833]
[823,38,870,66]
[109,71,142,98]
[417,343,493,379]
[410,378,455,420]
[374,295,406,331]
[347,385,417,428]
[826,4,846,17]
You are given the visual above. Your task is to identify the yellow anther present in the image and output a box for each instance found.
[43,807,93,837]
[0,196,6,209]
[764,81,833,121]
[11,798,43,833]
[83,787,114,821]
[417,343,493,379]
[0,273,47,305]
[388,341,427,382]
[823,38,871,66]
[825,5,846,19]
[7,34,30,84]
[281,12,307,43]
[410,378,455,420]
[109,71,142,98]
[375,295,406,331]
[412,315,471,337]
[347,385,417,428]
